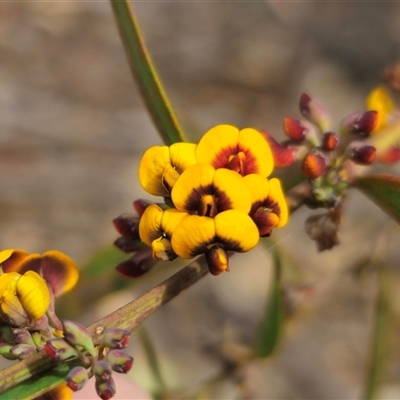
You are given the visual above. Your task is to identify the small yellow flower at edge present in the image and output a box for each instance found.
[366,85,395,133]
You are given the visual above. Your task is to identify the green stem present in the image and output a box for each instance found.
[110,0,186,145]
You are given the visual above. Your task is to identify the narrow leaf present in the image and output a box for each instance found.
[253,249,284,358]
[354,174,400,224]
[110,0,186,145]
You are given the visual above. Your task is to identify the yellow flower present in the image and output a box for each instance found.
[0,271,49,327]
[171,210,260,275]
[138,142,197,196]
[139,204,188,260]
[195,124,274,177]
[366,85,395,132]
[244,174,289,236]
[171,163,252,217]
[0,249,79,298]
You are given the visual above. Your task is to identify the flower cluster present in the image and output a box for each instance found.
[136,124,288,275]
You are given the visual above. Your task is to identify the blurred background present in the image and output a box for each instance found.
[1,2,400,399]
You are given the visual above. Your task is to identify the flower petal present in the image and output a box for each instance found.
[171,215,215,259]
[138,146,171,196]
[366,85,394,132]
[161,208,189,237]
[268,178,289,228]
[243,174,270,214]
[40,251,79,297]
[138,204,164,246]
[0,249,29,272]
[169,142,197,172]
[214,210,259,252]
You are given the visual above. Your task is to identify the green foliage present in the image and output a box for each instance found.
[355,174,400,224]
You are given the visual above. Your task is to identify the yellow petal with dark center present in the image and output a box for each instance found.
[139,204,164,246]
[169,142,197,173]
[17,270,50,322]
[171,215,215,259]
[214,210,259,252]
[196,124,240,168]
[138,146,171,196]
[41,251,79,297]
[171,164,215,213]
[243,174,270,213]
[4,253,42,275]
[205,246,229,276]
[213,168,251,213]
[162,164,180,192]
[160,208,188,237]
[268,178,289,227]
[238,128,274,177]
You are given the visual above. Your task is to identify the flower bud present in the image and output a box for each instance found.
[106,349,134,373]
[0,343,17,360]
[349,145,376,165]
[299,93,330,132]
[95,376,116,400]
[66,366,89,392]
[339,111,378,136]
[283,117,308,141]
[301,152,327,179]
[102,328,130,350]
[44,338,78,361]
[205,246,229,276]
[63,320,96,358]
[377,146,400,165]
[113,237,144,253]
[94,360,113,382]
[115,248,157,278]
[261,131,297,168]
[9,343,36,359]
[133,199,152,216]
[113,214,140,238]
[321,131,339,152]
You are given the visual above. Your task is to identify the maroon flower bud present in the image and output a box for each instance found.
[349,145,376,165]
[114,237,144,253]
[205,246,229,276]
[113,214,140,238]
[299,93,330,132]
[62,320,96,358]
[339,111,378,136]
[106,349,134,373]
[377,146,400,165]
[66,366,89,392]
[45,338,78,361]
[301,152,327,179]
[133,199,152,216]
[102,328,130,350]
[94,360,113,382]
[321,131,339,152]
[95,376,116,400]
[115,248,157,278]
[283,117,308,141]
[261,131,297,168]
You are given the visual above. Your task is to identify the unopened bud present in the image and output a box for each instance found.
[10,343,36,359]
[66,366,89,392]
[12,328,34,346]
[44,338,78,361]
[94,360,113,382]
[63,320,96,358]
[95,376,116,400]
[299,93,330,132]
[339,111,378,136]
[102,328,130,349]
[321,131,339,152]
[0,343,17,360]
[377,146,400,165]
[133,199,152,216]
[283,117,308,141]
[205,246,229,276]
[113,214,140,238]
[113,237,144,253]
[349,145,376,165]
[115,248,157,278]
[261,131,298,168]
[301,152,327,179]
[106,349,134,373]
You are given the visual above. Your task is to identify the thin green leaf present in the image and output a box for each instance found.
[354,174,400,224]
[110,0,186,145]
[253,249,284,358]
[362,269,392,400]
